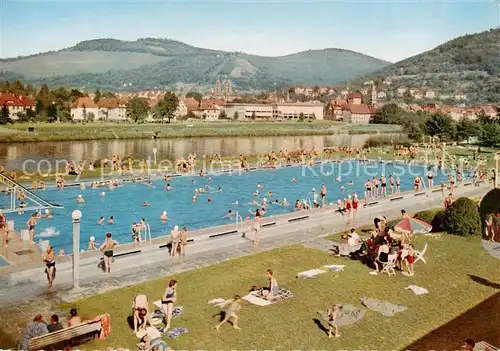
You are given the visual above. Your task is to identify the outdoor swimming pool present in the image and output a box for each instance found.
[2,161,454,254]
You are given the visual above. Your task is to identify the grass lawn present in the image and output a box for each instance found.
[63,235,499,350]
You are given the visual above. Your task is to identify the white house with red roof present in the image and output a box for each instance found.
[454,92,467,101]
[425,89,436,99]
[342,104,373,124]
[71,97,99,121]
[0,93,35,120]
[346,93,363,105]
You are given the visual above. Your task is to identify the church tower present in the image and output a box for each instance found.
[215,79,222,95]
[224,79,233,95]
[370,83,377,106]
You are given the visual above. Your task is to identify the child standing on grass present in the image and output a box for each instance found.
[406,244,415,276]
[215,295,242,332]
[327,304,342,338]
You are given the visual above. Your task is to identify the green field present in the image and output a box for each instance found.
[0,122,400,143]
[59,234,497,350]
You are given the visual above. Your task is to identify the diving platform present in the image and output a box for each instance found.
[0,174,63,214]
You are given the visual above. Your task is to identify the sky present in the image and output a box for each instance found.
[0,0,499,62]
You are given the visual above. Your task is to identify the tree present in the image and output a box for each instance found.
[478,123,500,147]
[299,112,305,122]
[126,97,149,123]
[154,92,179,123]
[423,113,456,142]
[87,112,95,122]
[185,91,202,102]
[251,111,256,120]
[371,103,406,124]
[218,110,228,120]
[26,108,36,121]
[233,111,239,120]
[0,104,10,124]
[186,111,196,120]
[404,122,423,142]
[93,89,101,103]
[46,104,58,122]
[456,117,479,142]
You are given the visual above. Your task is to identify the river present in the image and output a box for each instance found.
[0,134,402,171]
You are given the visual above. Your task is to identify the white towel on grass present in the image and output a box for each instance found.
[324,264,345,272]
[242,292,271,306]
[297,269,327,279]
[406,285,429,295]
[153,300,162,309]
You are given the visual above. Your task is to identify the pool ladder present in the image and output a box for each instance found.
[139,223,152,244]
[235,212,243,229]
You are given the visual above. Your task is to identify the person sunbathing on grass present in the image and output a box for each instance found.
[215,295,242,332]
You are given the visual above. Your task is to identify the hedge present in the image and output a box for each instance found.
[444,197,482,237]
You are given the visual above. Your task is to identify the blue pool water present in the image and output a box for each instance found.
[1,161,454,254]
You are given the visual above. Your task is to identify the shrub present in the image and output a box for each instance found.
[444,197,481,237]
[413,209,445,232]
[479,188,500,217]
[363,135,411,148]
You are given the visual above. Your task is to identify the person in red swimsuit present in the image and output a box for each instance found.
[352,193,359,221]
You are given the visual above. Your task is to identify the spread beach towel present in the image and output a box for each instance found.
[324,264,345,272]
[243,288,294,306]
[405,285,429,295]
[164,327,188,339]
[151,306,183,318]
[297,269,327,279]
[208,298,226,306]
[361,297,407,317]
[317,304,366,326]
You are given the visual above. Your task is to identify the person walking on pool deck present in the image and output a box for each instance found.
[100,232,118,273]
[320,184,327,208]
[170,225,180,258]
[161,279,178,331]
[42,246,56,287]
[27,213,37,244]
[179,226,188,258]
[215,295,242,332]
[252,209,262,245]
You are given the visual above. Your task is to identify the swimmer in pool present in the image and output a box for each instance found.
[108,216,115,224]
[142,201,150,207]
[161,211,168,221]
[208,177,212,183]
[261,198,267,208]
[166,183,172,191]
[97,217,105,225]
[267,191,273,197]
[231,200,239,205]
[80,183,86,190]
[192,195,197,204]
[44,209,53,218]
[282,198,289,206]
[291,178,297,182]
[253,190,259,197]
[223,210,234,219]
[76,194,85,203]
[100,191,106,198]
[257,184,264,189]
[218,186,223,192]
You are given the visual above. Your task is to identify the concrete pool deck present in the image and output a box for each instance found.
[0,180,490,308]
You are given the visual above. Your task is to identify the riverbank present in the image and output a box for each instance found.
[0,122,401,143]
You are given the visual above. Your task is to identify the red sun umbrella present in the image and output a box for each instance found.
[393,217,432,235]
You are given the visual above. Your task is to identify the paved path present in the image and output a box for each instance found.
[482,240,500,260]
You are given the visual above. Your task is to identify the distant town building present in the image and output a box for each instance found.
[342,104,373,124]
[454,92,467,101]
[223,102,324,121]
[0,93,34,120]
[346,93,362,105]
[370,84,377,106]
[377,91,387,100]
[211,79,238,101]
[383,78,392,85]
[396,86,407,97]
[71,97,100,122]
[97,98,127,121]
[425,89,436,99]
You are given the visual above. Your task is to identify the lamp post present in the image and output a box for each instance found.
[72,209,82,289]
[494,153,499,188]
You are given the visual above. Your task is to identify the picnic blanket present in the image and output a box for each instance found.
[405,285,429,295]
[208,298,227,306]
[242,288,294,306]
[317,304,365,326]
[297,269,327,279]
[324,264,345,272]
[361,297,407,317]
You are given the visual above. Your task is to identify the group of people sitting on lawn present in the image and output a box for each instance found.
[334,210,416,276]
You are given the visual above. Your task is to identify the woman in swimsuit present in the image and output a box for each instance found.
[396,176,401,194]
[170,225,180,258]
[427,169,434,188]
[372,177,379,198]
[344,197,352,222]
[352,193,359,221]
[414,176,421,192]
[448,174,456,194]
[43,246,56,287]
[179,227,188,258]
[161,279,177,331]
[27,214,37,244]
[252,209,261,245]
[380,175,387,198]
[262,269,279,300]
[100,232,118,274]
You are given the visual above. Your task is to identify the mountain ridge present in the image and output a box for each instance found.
[0,37,390,91]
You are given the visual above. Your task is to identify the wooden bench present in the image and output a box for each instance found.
[28,320,101,351]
